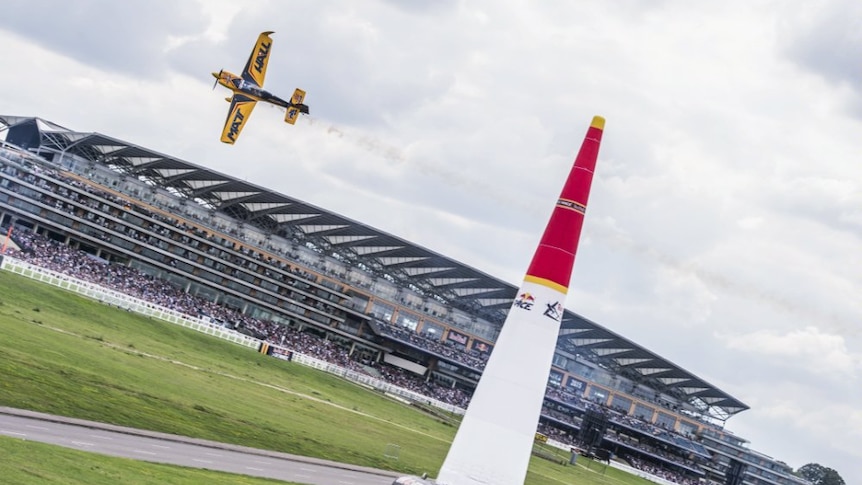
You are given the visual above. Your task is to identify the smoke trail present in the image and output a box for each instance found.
[303,116,530,211]
[302,116,859,337]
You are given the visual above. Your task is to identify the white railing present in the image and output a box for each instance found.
[0,256,466,416]
[605,460,680,485]
[289,352,465,415]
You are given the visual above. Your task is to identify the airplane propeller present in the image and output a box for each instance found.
[212,70,223,90]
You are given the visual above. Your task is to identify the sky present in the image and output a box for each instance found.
[0,0,859,482]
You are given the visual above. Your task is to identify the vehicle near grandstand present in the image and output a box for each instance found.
[212,31,309,144]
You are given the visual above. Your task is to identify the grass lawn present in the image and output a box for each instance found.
[0,270,651,485]
[0,434,294,485]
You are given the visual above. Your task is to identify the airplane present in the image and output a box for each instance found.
[212,31,309,144]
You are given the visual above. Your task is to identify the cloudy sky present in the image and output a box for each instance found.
[0,0,859,482]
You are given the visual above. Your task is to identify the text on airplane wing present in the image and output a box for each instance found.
[220,94,257,144]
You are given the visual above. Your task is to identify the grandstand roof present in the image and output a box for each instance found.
[0,115,749,420]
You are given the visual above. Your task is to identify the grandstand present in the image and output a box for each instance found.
[0,115,809,485]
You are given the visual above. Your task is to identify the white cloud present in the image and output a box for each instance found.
[717,326,862,377]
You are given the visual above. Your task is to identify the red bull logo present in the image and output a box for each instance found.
[514,292,535,310]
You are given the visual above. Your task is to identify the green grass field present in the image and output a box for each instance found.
[0,434,293,485]
[0,270,650,485]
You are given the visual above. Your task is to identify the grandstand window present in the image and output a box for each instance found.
[611,395,633,414]
[226,281,250,294]
[374,282,398,299]
[110,237,135,250]
[247,306,272,321]
[634,403,655,421]
[9,198,39,214]
[396,311,419,330]
[319,278,344,293]
[140,248,165,263]
[337,320,360,335]
[189,284,219,301]
[451,316,498,342]
[174,260,193,273]
[588,387,608,404]
[260,280,278,292]
[655,411,676,429]
[419,320,444,340]
[370,301,395,322]
[282,302,307,314]
[402,293,422,307]
[348,292,369,311]
[291,280,311,291]
[236,271,256,283]
[678,420,697,437]
[164,273,189,289]
[122,213,144,226]
[552,353,568,369]
[12,184,40,199]
[199,270,223,284]
[221,295,245,310]
[307,312,331,324]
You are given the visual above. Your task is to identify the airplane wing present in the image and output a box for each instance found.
[220,94,257,144]
[241,31,274,88]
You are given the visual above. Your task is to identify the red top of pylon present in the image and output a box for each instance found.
[525,116,604,293]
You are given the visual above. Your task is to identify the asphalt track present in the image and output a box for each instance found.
[0,407,400,485]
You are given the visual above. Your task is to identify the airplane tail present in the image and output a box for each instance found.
[290,88,306,105]
[285,88,308,125]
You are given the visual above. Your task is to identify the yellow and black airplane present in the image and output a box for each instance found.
[212,31,309,144]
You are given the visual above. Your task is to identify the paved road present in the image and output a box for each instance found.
[0,409,400,485]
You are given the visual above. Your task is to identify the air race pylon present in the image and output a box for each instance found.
[435,116,605,485]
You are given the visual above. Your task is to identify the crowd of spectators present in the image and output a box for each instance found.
[535,415,701,485]
[542,387,707,472]
[545,387,707,457]
[1,158,325,294]
[613,414,709,456]
[372,321,488,370]
[624,456,702,485]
